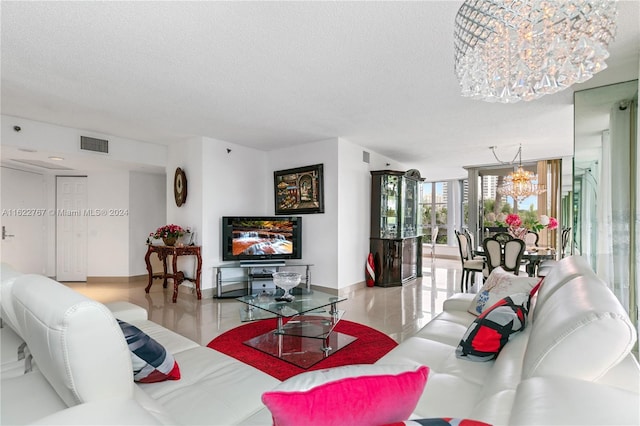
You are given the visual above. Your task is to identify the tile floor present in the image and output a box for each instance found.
[67,257,479,346]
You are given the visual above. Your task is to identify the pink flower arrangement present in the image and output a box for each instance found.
[505,213,522,228]
[506,213,558,233]
[150,224,185,240]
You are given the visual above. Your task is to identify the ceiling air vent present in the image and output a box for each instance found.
[80,136,109,154]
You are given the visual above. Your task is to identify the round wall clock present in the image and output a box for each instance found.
[174,167,187,207]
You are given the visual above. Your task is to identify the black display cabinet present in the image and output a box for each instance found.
[369,169,424,286]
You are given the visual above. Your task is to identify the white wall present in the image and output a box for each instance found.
[86,171,130,276]
[165,138,205,284]
[337,140,408,288]
[163,137,269,291]
[129,171,166,276]
[336,140,370,288]
[201,138,269,290]
[267,138,339,288]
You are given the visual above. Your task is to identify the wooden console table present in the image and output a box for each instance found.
[145,245,202,303]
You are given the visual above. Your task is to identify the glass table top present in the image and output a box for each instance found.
[236,289,347,321]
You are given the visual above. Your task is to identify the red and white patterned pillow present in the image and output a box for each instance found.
[456,293,530,362]
[384,418,491,426]
[118,319,181,383]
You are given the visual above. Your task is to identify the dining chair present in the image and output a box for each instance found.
[524,231,539,247]
[561,227,571,257]
[456,230,484,293]
[427,226,439,260]
[482,237,503,277]
[502,239,526,275]
[463,228,484,261]
[493,232,513,244]
[482,236,525,277]
[538,227,572,277]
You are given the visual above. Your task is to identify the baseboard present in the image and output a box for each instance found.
[308,281,369,297]
[86,274,147,283]
[309,283,339,296]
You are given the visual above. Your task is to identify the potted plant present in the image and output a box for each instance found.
[149,224,185,246]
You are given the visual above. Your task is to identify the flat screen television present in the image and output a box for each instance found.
[221,216,302,263]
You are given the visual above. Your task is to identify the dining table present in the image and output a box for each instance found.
[474,246,556,277]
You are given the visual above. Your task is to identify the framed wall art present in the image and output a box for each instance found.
[274,164,325,214]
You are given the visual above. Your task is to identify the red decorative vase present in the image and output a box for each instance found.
[365,253,376,287]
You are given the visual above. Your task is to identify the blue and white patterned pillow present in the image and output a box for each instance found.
[468,267,540,316]
[117,319,181,383]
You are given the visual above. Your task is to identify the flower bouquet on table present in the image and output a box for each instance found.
[505,213,558,241]
[149,224,186,246]
[505,213,527,240]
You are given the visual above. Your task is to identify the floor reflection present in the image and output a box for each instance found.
[67,258,476,346]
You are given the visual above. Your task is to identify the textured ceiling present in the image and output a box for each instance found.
[2,1,639,180]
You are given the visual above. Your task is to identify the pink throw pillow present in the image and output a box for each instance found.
[262,364,429,426]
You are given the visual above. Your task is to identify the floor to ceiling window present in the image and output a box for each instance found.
[421,180,469,247]
[467,160,562,252]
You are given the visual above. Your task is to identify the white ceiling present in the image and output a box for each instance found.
[2,1,639,180]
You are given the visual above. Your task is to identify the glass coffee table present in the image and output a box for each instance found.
[236,290,356,368]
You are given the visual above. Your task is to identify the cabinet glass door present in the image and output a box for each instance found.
[380,175,400,238]
[401,178,418,237]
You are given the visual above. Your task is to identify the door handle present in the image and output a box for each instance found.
[2,226,15,240]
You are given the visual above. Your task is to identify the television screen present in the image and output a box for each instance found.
[222,216,302,262]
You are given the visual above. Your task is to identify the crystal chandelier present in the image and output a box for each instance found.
[454,0,618,103]
[492,145,545,202]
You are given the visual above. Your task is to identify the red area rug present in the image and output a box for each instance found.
[207,318,397,381]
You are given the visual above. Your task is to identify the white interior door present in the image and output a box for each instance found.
[0,166,46,274]
[56,176,88,281]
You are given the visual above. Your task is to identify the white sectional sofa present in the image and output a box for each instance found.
[0,268,279,425]
[1,256,639,425]
[376,255,639,425]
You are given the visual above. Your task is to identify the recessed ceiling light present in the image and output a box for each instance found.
[48,156,64,161]
[18,148,37,153]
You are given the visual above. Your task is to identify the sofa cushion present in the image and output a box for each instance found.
[261,364,429,426]
[457,293,529,362]
[118,320,181,383]
[468,267,539,316]
[0,370,68,425]
[509,376,640,425]
[139,346,280,426]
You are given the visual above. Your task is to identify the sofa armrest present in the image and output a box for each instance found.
[509,376,640,426]
[442,293,475,313]
[105,301,148,322]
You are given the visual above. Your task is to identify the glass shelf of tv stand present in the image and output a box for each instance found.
[212,262,313,299]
